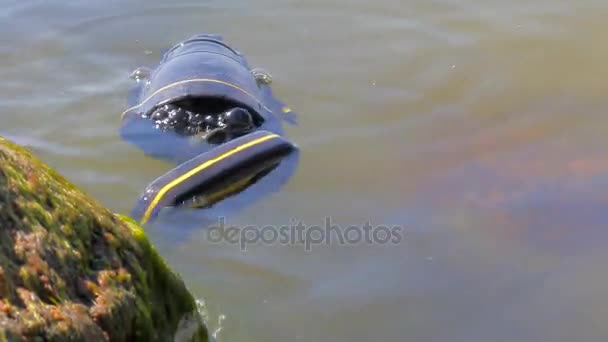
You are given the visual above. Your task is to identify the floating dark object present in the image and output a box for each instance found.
[120,34,299,224]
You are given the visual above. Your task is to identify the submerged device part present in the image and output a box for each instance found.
[144,102,256,144]
[132,130,296,224]
[122,34,290,133]
[121,34,301,221]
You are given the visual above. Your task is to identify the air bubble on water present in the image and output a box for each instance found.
[194,299,226,342]
[251,68,273,85]
[130,67,151,83]
[212,315,226,341]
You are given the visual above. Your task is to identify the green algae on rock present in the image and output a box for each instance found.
[0,137,208,341]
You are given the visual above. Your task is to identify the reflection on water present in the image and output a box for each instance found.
[1,0,608,341]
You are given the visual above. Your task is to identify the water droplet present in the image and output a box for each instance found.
[212,314,226,340]
[252,68,273,85]
[129,67,151,82]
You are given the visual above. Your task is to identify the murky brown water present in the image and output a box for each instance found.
[2,0,608,341]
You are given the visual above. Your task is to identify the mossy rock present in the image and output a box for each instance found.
[0,136,208,341]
